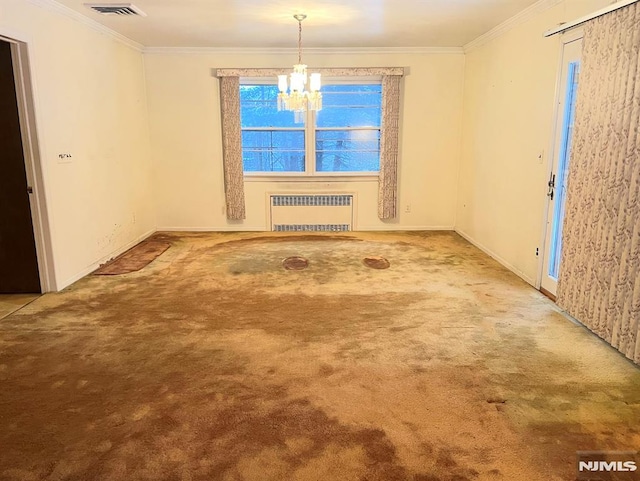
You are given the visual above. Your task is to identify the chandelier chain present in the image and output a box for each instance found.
[298,18,302,64]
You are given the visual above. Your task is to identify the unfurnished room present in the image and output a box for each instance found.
[0,0,639,480]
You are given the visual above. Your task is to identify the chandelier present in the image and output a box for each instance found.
[277,14,322,123]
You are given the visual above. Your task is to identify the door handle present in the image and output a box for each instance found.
[547,173,556,200]
[27,186,33,194]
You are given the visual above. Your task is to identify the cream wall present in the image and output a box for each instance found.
[1,0,614,290]
[144,51,465,231]
[456,0,611,285]
[0,0,154,290]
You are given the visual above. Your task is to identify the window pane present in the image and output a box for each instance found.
[316,129,380,172]
[316,84,382,128]
[243,151,305,172]
[242,129,305,172]
[316,129,380,151]
[322,84,382,94]
[316,151,380,173]
[240,85,297,128]
[242,130,304,150]
[316,107,381,128]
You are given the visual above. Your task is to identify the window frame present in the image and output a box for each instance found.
[240,77,382,181]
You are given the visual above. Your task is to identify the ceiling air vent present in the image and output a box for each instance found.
[84,3,147,16]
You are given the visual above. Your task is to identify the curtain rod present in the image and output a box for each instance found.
[544,0,639,36]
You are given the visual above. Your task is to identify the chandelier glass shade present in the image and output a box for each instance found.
[277,14,322,122]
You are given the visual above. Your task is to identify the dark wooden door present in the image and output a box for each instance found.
[0,41,40,293]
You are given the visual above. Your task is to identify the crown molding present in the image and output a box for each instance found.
[143,46,465,56]
[15,0,568,56]
[26,0,143,51]
[17,2,464,56]
[463,0,563,52]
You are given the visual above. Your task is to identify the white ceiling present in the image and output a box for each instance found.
[54,0,540,48]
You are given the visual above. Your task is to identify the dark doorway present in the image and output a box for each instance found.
[0,40,40,293]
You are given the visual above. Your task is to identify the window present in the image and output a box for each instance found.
[240,82,382,175]
[240,85,305,173]
[316,84,382,173]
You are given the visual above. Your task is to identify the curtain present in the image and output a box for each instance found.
[217,68,404,221]
[378,75,402,219]
[557,2,640,363]
[219,76,246,220]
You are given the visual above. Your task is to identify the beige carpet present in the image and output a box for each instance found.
[0,294,39,320]
[0,231,638,481]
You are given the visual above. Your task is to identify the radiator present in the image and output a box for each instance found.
[269,194,354,232]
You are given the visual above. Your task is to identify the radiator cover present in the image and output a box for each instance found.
[269,194,354,232]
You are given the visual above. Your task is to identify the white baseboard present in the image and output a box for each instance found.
[57,228,157,291]
[157,226,266,232]
[357,225,454,231]
[454,228,535,286]
[157,225,455,232]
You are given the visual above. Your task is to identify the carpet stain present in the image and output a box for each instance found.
[363,256,391,269]
[282,256,309,271]
[0,231,639,481]
[93,240,171,275]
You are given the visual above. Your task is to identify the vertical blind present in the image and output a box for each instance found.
[557,2,640,363]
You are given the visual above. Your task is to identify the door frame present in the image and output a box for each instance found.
[536,27,584,293]
[0,28,56,292]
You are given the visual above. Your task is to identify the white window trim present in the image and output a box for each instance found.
[243,174,379,182]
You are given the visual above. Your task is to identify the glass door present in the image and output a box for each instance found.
[541,37,582,297]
